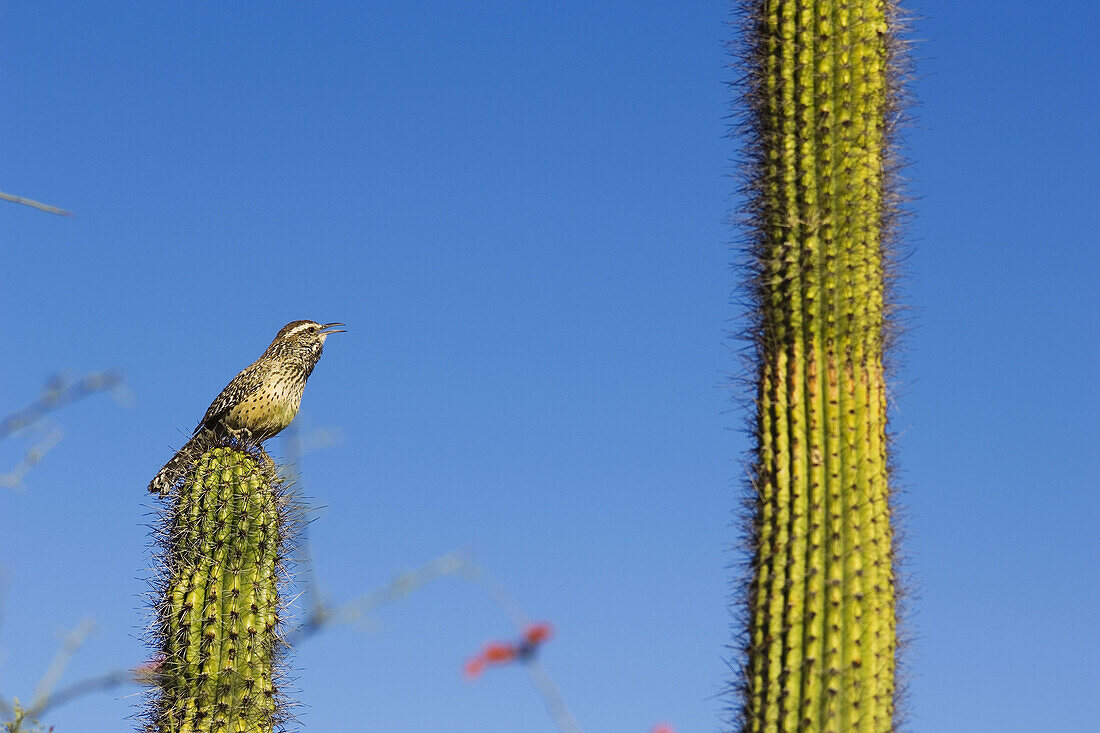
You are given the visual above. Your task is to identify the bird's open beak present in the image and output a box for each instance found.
[319,322,347,335]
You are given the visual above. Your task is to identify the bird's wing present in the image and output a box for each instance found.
[194,363,265,434]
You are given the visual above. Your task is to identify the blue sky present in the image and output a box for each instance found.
[0,1,1096,732]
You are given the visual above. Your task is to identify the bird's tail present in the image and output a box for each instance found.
[148,430,214,496]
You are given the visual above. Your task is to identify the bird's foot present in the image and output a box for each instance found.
[226,426,256,447]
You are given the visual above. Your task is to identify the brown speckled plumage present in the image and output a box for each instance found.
[148,320,343,495]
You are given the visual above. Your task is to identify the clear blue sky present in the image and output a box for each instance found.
[0,2,1096,732]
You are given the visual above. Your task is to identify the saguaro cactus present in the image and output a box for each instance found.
[731,0,906,731]
[146,440,294,733]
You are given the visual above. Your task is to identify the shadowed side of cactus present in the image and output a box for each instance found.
[145,439,295,733]
[730,0,909,731]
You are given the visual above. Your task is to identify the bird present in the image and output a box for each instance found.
[148,320,345,495]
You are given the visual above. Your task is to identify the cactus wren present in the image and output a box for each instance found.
[148,320,345,495]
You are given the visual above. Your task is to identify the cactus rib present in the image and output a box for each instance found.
[145,440,295,733]
[732,0,907,731]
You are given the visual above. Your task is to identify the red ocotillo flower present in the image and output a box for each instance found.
[522,622,552,647]
[651,724,676,733]
[483,641,516,663]
[464,622,554,679]
[463,657,486,678]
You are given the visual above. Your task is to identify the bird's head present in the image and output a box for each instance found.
[267,320,345,362]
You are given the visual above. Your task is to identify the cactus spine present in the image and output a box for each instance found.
[732,0,904,730]
[147,442,292,733]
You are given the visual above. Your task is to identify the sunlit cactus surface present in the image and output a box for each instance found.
[146,442,296,733]
[731,0,908,730]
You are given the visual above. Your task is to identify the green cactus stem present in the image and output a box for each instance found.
[732,0,906,731]
[146,440,294,733]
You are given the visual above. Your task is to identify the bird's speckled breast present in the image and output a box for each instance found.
[223,368,306,440]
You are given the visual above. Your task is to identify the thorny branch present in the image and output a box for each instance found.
[0,190,73,218]
[285,421,579,732]
[0,372,127,726]
[454,562,584,733]
[0,617,96,727]
[0,372,126,441]
[279,420,343,627]
[285,552,471,646]
[29,618,96,715]
[0,372,128,489]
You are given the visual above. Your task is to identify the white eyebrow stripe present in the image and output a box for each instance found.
[284,322,317,336]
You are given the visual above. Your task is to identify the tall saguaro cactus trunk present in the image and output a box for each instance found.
[145,441,295,733]
[732,0,906,731]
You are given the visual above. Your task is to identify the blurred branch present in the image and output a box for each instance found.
[455,563,584,733]
[0,428,63,489]
[450,561,530,631]
[281,419,343,461]
[280,423,582,730]
[525,658,584,733]
[5,668,137,723]
[1,371,128,490]
[0,373,128,720]
[0,372,127,442]
[286,552,471,646]
[279,419,344,622]
[0,617,95,727]
[29,618,95,715]
[0,190,73,218]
